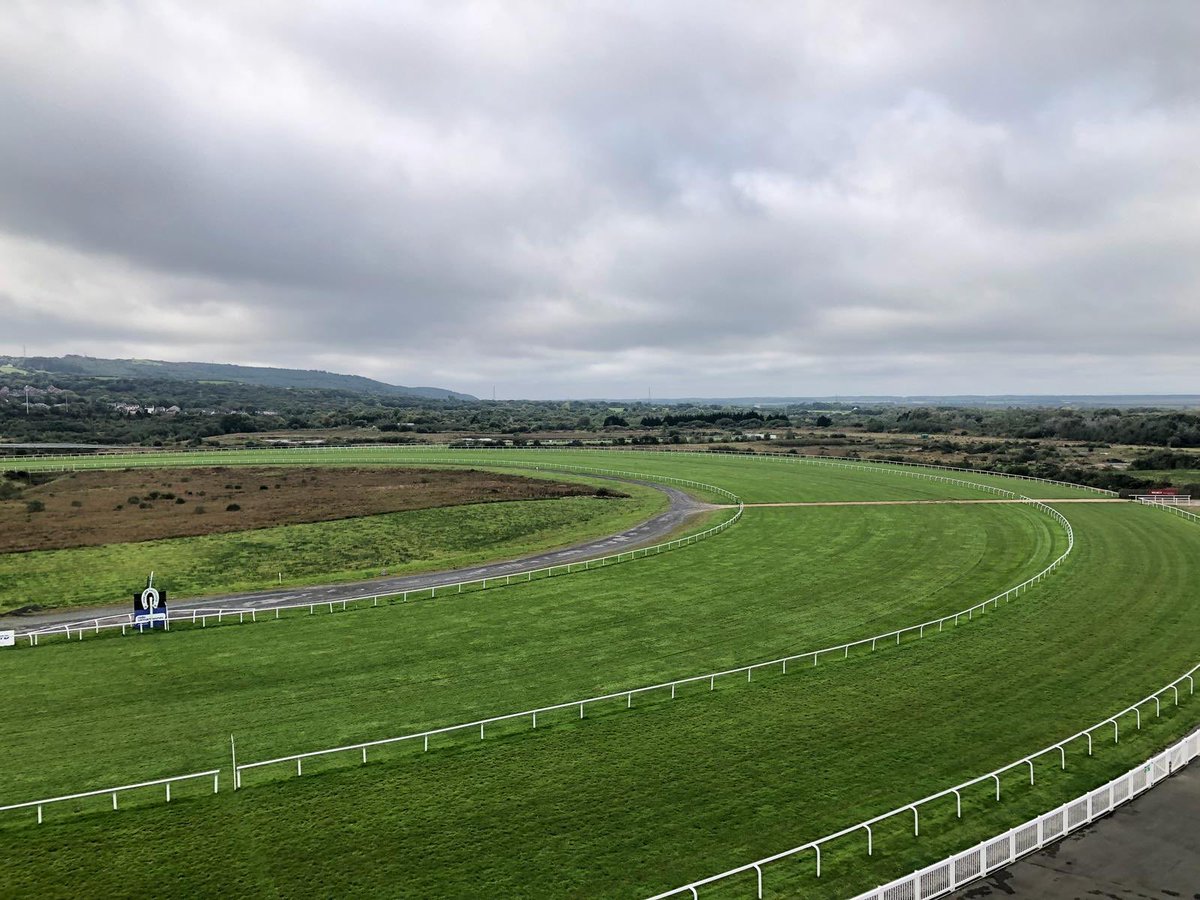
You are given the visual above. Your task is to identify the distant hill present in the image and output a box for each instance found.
[7,355,475,401]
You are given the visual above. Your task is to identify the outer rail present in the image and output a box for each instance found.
[644,660,1199,898]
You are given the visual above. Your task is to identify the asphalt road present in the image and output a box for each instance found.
[0,476,718,634]
[953,762,1200,899]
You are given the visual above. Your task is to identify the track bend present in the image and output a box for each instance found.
[0,476,715,634]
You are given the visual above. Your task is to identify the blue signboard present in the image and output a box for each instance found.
[133,580,168,631]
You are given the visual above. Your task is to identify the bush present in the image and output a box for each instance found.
[175,497,186,505]
[25,500,45,513]
[70,499,83,508]
[127,496,141,504]
[138,502,152,509]
[194,505,207,514]
[226,503,241,512]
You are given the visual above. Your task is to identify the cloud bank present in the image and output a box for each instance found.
[1,1,1197,398]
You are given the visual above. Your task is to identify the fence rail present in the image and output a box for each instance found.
[234,495,1074,788]
[644,660,1200,898]
[1137,497,1200,523]
[852,725,1200,900]
[0,770,220,825]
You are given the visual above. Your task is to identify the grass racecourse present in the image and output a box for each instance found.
[1,447,1198,899]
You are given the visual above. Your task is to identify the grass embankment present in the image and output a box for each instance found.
[0,477,667,613]
[0,504,1195,898]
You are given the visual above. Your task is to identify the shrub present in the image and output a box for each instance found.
[25,500,45,513]
[194,505,207,514]
[226,503,241,512]
[175,497,186,505]
[139,502,152,509]
[70,499,83,508]
[260,485,269,491]
[127,496,141,504]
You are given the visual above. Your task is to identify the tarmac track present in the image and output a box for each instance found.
[0,475,718,634]
[952,761,1200,899]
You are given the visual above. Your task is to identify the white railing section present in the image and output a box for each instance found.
[0,769,220,825]
[1137,497,1200,523]
[644,660,1200,899]
[15,461,744,645]
[0,442,1116,495]
[852,725,1200,900]
[1131,493,1191,505]
[232,496,1073,788]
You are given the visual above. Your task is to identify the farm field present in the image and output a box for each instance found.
[0,450,1196,899]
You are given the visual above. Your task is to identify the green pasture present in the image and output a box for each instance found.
[0,478,667,613]
[1,503,1198,899]
[0,503,1063,801]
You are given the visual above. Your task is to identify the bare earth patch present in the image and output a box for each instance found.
[0,467,617,553]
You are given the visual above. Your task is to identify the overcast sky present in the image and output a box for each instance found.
[1,2,1197,399]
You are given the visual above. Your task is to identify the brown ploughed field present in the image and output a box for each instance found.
[0,467,609,553]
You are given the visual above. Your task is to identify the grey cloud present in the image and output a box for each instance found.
[0,1,1198,398]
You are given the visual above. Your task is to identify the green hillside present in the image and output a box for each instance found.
[6,355,475,401]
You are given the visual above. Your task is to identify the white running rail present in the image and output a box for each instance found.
[852,725,1200,900]
[643,662,1200,899]
[1137,497,1200,522]
[0,770,220,825]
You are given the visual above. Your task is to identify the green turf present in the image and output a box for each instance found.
[1,504,1197,898]
[0,478,667,613]
[0,451,1192,900]
[0,503,1063,802]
